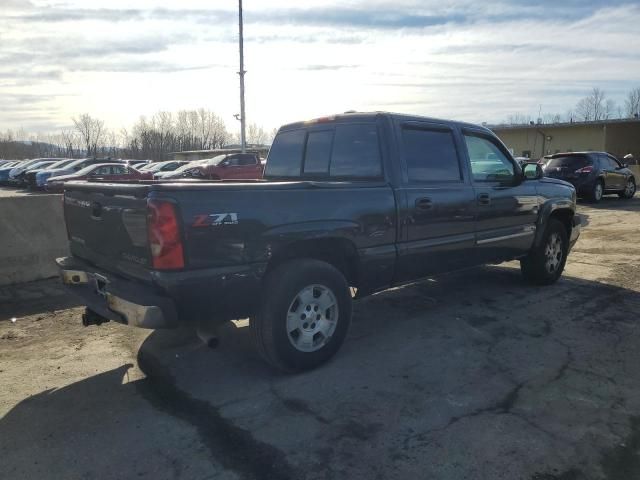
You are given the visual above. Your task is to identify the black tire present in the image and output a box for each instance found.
[520,218,569,286]
[589,179,604,203]
[619,177,636,199]
[250,259,352,372]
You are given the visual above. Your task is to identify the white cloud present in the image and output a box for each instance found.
[0,0,639,134]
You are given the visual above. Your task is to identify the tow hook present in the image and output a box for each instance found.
[82,307,110,327]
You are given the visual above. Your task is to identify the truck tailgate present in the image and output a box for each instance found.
[64,182,152,278]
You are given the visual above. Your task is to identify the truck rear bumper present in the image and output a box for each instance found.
[56,256,179,329]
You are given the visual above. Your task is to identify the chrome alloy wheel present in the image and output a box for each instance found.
[545,232,563,274]
[594,182,603,201]
[286,284,339,353]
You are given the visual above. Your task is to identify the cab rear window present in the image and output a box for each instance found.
[265,123,382,179]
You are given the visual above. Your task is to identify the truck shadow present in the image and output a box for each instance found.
[2,265,640,479]
[0,278,80,322]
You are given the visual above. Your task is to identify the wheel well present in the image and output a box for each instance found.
[549,209,573,238]
[266,238,359,286]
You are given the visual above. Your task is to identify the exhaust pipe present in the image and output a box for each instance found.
[82,307,110,327]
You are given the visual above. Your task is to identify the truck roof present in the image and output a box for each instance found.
[279,111,490,134]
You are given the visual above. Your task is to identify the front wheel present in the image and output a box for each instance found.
[619,178,636,199]
[250,259,352,372]
[590,180,604,203]
[520,218,569,285]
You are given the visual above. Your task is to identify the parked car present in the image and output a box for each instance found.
[35,158,109,189]
[7,158,59,185]
[156,160,205,179]
[138,160,190,178]
[58,112,581,372]
[0,161,22,184]
[13,160,60,187]
[25,158,76,189]
[46,163,148,193]
[171,153,263,180]
[542,152,636,202]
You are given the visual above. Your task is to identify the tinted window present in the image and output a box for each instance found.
[330,124,381,178]
[265,129,306,177]
[464,134,515,182]
[402,128,461,182]
[304,130,333,174]
[606,155,621,169]
[545,155,590,170]
[111,166,126,174]
[237,154,256,166]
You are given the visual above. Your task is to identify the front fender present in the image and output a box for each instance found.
[533,198,575,248]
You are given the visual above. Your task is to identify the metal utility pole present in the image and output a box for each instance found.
[238,0,247,153]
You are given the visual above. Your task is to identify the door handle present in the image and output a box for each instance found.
[415,197,433,210]
[477,193,491,206]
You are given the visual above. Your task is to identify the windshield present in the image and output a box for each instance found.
[205,155,228,166]
[72,164,105,176]
[171,160,205,173]
[143,162,169,172]
[45,159,74,170]
[545,155,590,170]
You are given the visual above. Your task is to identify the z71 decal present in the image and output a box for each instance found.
[192,212,239,227]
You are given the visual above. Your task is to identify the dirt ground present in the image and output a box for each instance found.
[1,195,639,480]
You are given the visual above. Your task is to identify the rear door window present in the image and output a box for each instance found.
[402,127,461,182]
[265,129,306,177]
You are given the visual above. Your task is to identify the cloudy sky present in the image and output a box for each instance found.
[1,0,640,135]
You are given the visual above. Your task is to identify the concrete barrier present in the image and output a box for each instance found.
[0,193,68,286]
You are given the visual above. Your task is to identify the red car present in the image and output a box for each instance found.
[178,153,264,180]
[45,163,148,193]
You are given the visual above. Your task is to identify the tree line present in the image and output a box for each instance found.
[0,109,275,160]
[505,86,640,125]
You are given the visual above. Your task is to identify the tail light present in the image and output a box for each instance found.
[147,199,184,270]
[575,166,593,174]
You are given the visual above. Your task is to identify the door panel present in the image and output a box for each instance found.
[396,186,477,281]
[463,131,539,263]
[394,123,477,282]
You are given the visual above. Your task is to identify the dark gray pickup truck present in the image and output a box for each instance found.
[58,112,581,371]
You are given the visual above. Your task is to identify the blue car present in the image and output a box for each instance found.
[0,161,26,185]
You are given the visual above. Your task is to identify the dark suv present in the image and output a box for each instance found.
[542,152,636,202]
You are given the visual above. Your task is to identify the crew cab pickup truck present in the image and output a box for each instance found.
[57,112,581,372]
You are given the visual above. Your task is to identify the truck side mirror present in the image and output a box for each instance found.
[523,163,543,180]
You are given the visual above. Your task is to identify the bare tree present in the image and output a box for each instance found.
[246,123,268,145]
[575,88,607,121]
[604,99,617,119]
[625,87,640,118]
[506,113,531,125]
[73,114,105,157]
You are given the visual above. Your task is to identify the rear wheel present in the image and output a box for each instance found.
[619,177,636,199]
[250,259,352,372]
[520,218,568,285]
[590,180,604,203]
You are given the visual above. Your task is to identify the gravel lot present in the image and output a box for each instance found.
[1,195,639,480]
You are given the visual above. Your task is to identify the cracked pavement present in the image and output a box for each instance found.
[1,195,639,480]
